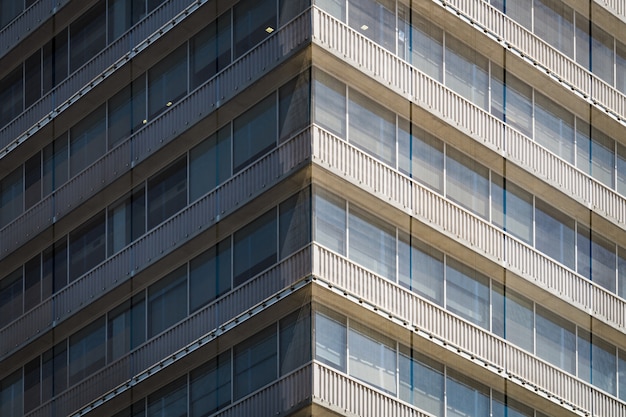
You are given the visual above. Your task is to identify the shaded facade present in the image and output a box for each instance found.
[1,0,626,416]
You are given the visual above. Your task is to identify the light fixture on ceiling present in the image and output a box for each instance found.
[265,26,274,33]
[166,101,173,107]
[361,24,369,30]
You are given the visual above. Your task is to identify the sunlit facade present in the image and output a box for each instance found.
[1,0,626,416]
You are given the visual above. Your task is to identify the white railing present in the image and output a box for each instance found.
[312,124,626,331]
[311,6,626,229]
[312,244,626,416]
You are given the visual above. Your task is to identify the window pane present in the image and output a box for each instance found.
[348,205,395,278]
[535,199,575,269]
[108,293,146,361]
[70,105,106,176]
[399,347,444,416]
[491,174,533,244]
[43,239,68,293]
[399,234,444,305]
[189,238,231,312]
[398,121,444,192]
[147,157,187,229]
[190,12,231,89]
[535,93,575,163]
[279,0,309,26]
[43,30,68,94]
[348,0,395,52]
[0,0,22,28]
[233,0,277,58]
[108,78,147,149]
[0,66,23,128]
[348,88,395,166]
[234,325,277,399]
[314,189,346,255]
[313,70,346,137]
[491,391,533,417]
[25,152,42,210]
[233,209,277,286]
[147,376,187,417]
[576,121,615,189]
[404,11,443,82]
[445,35,489,110]
[279,71,310,141]
[446,147,489,219]
[41,342,67,402]
[190,353,231,416]
[24,255,42,311]
[148,45,187,118]
[279,189,311,259]
[314,0,345,21]
[533,0,574,58]
[69,317,106,385]
[0,268,22,327]
[0,166,23,228]
[24,358,41,413]
[189,127,231,202]
[108,186,146,255]
[446,259,490,329]
[280,306,311,375]
[0,370,23,417]
[349,322,396,394]
[314,309,346,371]
[233,94,277,172]
[578,330,616,395]
[577,226,616,292]
[43,134,69,196]
[536,305,576,374]
[491,283,533,352]
[617,40,626,94]
[575,13,590,69]
[70,1,106,72]
[619,349,626,401]
[591,23,614,85]
[446,370,489,417]
[148,266,187,337]
[69,211,106,281]
[108,0,147,42]
[24,50,42,110]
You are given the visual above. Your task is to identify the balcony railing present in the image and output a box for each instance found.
[312,244,625,416]
[312,6,626,230]
[0,128,311,358]
[0,8,311,259]
[312,125,626,332]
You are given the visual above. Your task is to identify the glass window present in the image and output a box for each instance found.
[401,11,443,82]
[491,391,533,417]
[70,105,106,177]
[279,306,311,375]
[314,189,346,255]
[233,209,277,286]
[576,121,615,189]
[190,11,231,89]
[0,66,23,128]
[190,353,231,416]
[233,94,277,172]
[575,13,590,70]
[348,0,395,52]
[591,22,614,86]
[0,268,22,328]
[0,166,23,228]
[619,349,626,401]
[69,317,106,385]
[107,293,146,361]
[108,77,147,149]
[398,346,444,417]
[535,93,575,163]
[0,370,23,417]
[233,324,277,399]
[618,143,626,196]
[147,157,187,229]
[70,1,106,73]
[491,174,533,244]
[108,0,147,42]
[492,68,533,138]
[279,71,310,141]
[398,121,444,193]
[112,400,146,417]
[446,147,490,219]
[189,127,231,202]
[233,0,277,58]
[279,189,311,259]
[491,283,534,352]
[24,357,40,414]
[577,226,616,293]
[25,152,42,210]
[189,238,231,313]
[314,308,346,371]
[348,88,396,166]
[617,40,626,95]
[107,186,146,255]
[24,254,44,312]
[446,259,490,329]
[578,330,616,395]
[279,0,309,26]
[313,70,346,137]
[24,50,42,111]
[536,305,576,374]
[446,370,490,417]
[41,342,67,402]
[348,205,396,278]
[398,233,444,305]
[535,199,575,269]
[618,246,626,299]
[0,0,22,28]
[147,376,187,417]
[445,35,489,110]
[43,133,69,196]
[348,322,396,394]
[43,30,69,94]
[148,45,187,118]
[492,0,532,29]
[314,0,345,21]
[69,211,106,281]
[148,266,187,337]
[533,0,574,58]
[43,239,68,293]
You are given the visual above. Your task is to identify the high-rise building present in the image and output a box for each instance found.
[2,0,626,416]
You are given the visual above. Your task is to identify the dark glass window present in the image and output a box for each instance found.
[233,94,277,172]
[108,293,146,361]
[24,254,44,312]
[69,211,106,281]
[43,239,68,293]
[107,186,146,255]
[189,126,231,202]
[0,268,22,327]
[43,133,69,196]
[148,266,187,337]
[24,152,42,210]
[190,11,231,89]
[148,45,187,118]
[0,166,23,228]
[69,317,106,385]
[108,0,147,42]
[24,50,42,109]
[108,77,147,149]
[70,105,106,176]
[147,157,187,229]
[147,376,187,417]
[233,209,277,286]
[70,1,106,72]
[190,353,231,416]
[189,238,231,312]
[233,324,277,399]
[43,30,68,94]
[0,369,23,417]
[24,357,41,413]
[279,306,311,375]
[233,0,277,58]
[0,66,23,127]
[279,71,310,141]
[41,342,68,402]
[279,189,310,258]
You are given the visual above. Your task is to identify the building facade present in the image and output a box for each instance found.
[2,0,626,416]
